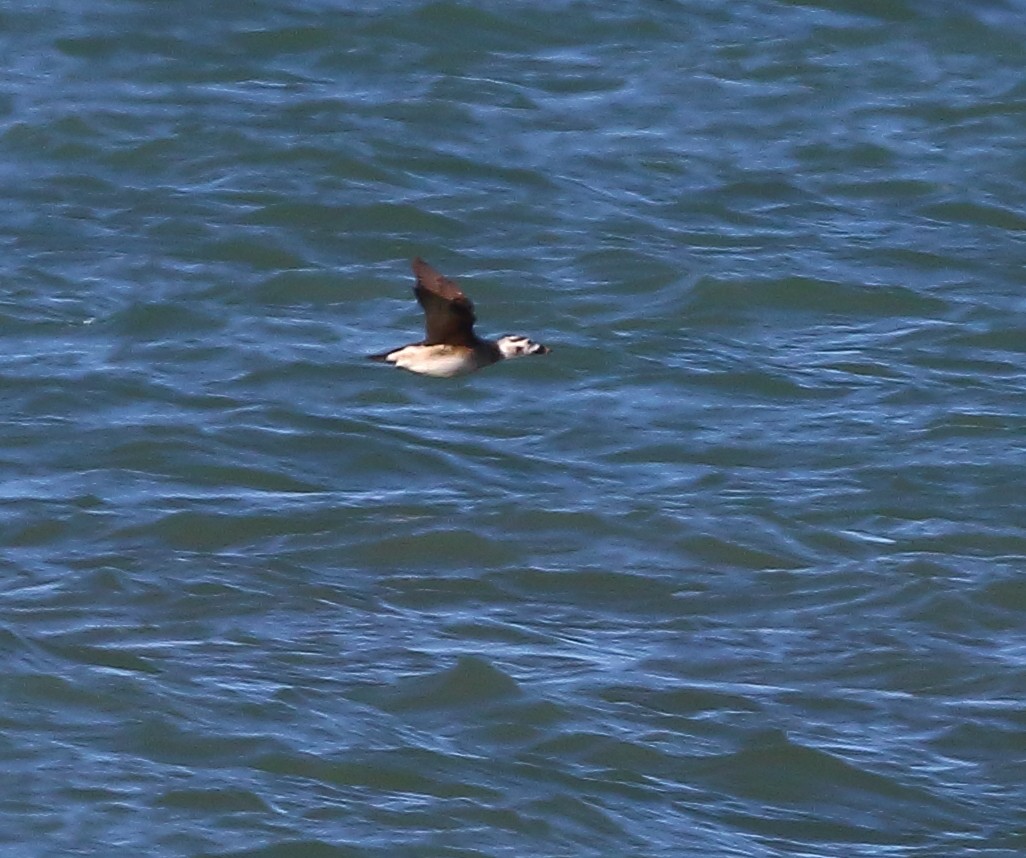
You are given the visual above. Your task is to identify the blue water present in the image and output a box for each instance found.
[3,2,1026,856]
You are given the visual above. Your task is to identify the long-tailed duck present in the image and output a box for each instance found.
[368,257,550,377]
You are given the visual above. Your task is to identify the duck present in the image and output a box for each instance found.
[368,257,550,377]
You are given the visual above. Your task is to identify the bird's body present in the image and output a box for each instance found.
[368,258,549,377]
[372,341,500,378]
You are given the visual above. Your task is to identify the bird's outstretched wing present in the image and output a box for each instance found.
[412,257,477,346]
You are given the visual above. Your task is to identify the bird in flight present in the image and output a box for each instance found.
[368,257,550,377]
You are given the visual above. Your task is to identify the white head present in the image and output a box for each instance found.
[496,334,550,360]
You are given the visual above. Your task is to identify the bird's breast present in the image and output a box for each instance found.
[385,344,482,377]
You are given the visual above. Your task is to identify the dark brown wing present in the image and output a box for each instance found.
[412,257,477,346]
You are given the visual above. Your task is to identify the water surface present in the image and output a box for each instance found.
[3,2,1026,856]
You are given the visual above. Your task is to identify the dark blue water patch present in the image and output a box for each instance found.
[199,843,366,858]
[683,275,951,323]
[921,200,1026,232]
[356,655,520,714]
[157,786,272,814]
[5,0,1026,856]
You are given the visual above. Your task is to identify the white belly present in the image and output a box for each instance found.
[386,345,479,377]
